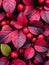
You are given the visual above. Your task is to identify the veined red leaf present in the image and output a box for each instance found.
[30,10,40,22]
[0,25,12,43]
[24,46,35,59]
[0,57,9,65]
[12,59,26,65]
[34,45,47,52]
[3,0,16,13]
[12,31,26,49]
[40,10,49,24]
[15,12,28,29]
[0,12,5,21]
[44,60,49,65]
[28,26,43,35]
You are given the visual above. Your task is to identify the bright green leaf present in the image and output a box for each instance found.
[1,44,11,57]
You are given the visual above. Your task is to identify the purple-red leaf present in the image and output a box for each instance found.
[28,26,43,35]
[24,46,35,59]
[0,57,9,65]
[28,61,34,65]
[12,31,26,49]
[0,12,5,21]
[34,45,47,52]
[0,25,12,43]
[44,60,49,65]
[12,59,26,65]
[40,10,49,24]
[3,0,16,13]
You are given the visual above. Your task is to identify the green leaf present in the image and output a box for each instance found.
[46,52,49,57]
[1,44,11,57]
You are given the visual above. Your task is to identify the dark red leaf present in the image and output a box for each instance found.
[24,46,35,59]
[34,45,47,52]
[12,59,26,65]
[15,12,28,29]
[0,12,5,21]
[23,0,33,6]
[28,61,34,65]
[12,31,26,49]
[44,6,49,11]
[0,57,9,65]
[44,60,49,65]
[28,26,43,35]
[0,25,12,43]
[40,10,49,24]
[3,0,16,13]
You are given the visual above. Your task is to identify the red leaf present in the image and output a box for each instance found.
[24,46,35,59]
[28,26,43,35]
[44,60,49,65]
[28,61,34,65]
[0,25,12,43]
[30,10,40,22]
[12,59,26,65]
[23,0,33,6]
[40,10,49,24]
[34,45,47,52]
[0,57,9,65]
[44,6,49,11]
[12,31,26,49]
[3,0,16,13]
[15,12,28,29]
[0,12,5,21]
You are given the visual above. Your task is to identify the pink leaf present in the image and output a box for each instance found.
[44,60,49,65]
[24,46,35,59]
[0,0,2,7]
[43,31,49,36]
[40,10,49,24]
[34,45,47,52]
[12,59,26,65]
[12,31,26,49]
[0,12,5,21]
[0,57,9,65]
[0,25,12,43]
[3,0,16,13]
[28,26,43,35]
[15,12,28,29]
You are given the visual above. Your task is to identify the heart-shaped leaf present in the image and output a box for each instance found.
[3,0,16,13]
[24,46,35,59]
[1,44,11,57]
[44,60,49,65]
[28,26,43,35]
[40,10,49,24]
[34,45,47,52]
[0,57,9,65]
[12,31,26,49]
[0,12,5,21]
[12,59,26,65]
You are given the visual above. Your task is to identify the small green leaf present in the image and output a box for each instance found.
[46,52,49,57]
[1,44,11,57]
